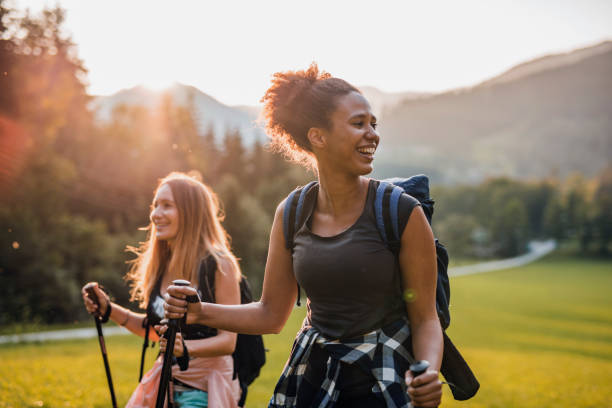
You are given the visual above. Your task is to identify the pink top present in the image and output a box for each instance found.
[126,354,240,408]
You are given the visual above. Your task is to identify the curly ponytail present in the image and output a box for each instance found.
[260,63,360,168]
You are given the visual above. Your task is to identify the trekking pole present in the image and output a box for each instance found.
[85,284,118,408]
[155,279,191,408]
[409,360,430,408]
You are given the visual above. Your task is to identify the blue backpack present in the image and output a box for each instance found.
[282,175,479,400]
[373,176,451,329]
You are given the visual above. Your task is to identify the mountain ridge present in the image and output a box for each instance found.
[89,41,612,183]
[89,83,266,146]
[376,43,612,183]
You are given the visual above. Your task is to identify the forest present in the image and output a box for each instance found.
[1,3,610,326]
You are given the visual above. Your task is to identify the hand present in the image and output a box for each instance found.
[164,285,203,324]
[81,282,110,316]
[405,368,442,407]
[156,325,184,357]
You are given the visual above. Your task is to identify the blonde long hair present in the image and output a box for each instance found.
[126,172,240,308]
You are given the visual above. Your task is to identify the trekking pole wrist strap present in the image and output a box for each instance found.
[100,300,112,323]
[177,337,189,371]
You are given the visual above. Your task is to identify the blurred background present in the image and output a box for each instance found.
[0,0,611,406]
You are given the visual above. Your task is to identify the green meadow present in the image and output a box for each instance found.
[1,254,611,407]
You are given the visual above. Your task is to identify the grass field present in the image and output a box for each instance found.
[1,253,611,407]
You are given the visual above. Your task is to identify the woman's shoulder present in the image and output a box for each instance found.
[370,178,421,231]
[399,190,421,208]
[370,178,421,204]
[274,181,319,224]
[206,253,239,279]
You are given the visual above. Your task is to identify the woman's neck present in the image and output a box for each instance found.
[316,168,368,217]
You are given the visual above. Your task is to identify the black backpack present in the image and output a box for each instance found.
[198,256,266,406]
[282,175,479,400]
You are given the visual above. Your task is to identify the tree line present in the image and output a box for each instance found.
[432,172,612,259]
[0,3,610,326]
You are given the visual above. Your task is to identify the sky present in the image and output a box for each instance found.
[12,0,612,106]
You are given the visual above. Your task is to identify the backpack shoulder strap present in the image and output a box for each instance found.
[199,255,217,303]
[238,274,253,303]
[282,181,318,307]
[139,273,165,382]
[139,311,151,382]
[374,181,405,253]
[282,181,318,250]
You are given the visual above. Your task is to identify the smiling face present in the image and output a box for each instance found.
[318,91,379,175]
[150,183,180,243]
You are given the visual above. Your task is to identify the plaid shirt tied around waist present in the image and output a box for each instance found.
[269,318,415,408]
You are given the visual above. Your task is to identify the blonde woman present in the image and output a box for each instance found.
[81,172,241,407]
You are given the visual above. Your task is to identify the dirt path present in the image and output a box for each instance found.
[449,239,556,277]
[0,326,130,344]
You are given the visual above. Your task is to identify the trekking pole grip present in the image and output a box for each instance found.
[85,285,100,313]
[409,360,430,408]
[155,279,192,408]
[171,279,191,327]
[409,360,430,378]
[172,279,192,288]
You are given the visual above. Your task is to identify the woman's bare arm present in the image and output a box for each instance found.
[165,201,298,335]
[399,205,443,407]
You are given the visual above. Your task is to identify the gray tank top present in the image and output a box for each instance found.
[292,179,421,339]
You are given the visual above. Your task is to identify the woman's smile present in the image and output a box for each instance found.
[356,144,377,161]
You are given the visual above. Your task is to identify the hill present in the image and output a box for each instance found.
[90,83,266,146]
[375,41,612,183]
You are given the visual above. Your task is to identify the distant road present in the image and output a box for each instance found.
[449,239,557,277]
[0,326,130,345]
[1,240,556,345]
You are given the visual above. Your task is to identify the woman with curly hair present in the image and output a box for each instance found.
[82,172,242,407]
[165,64,443,408]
